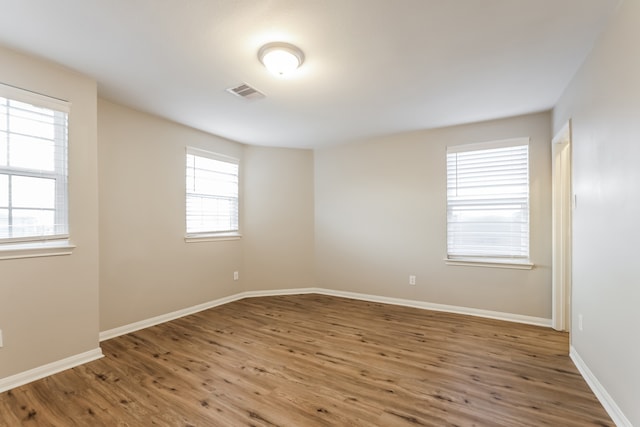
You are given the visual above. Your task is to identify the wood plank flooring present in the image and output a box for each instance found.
[0,294,613,426]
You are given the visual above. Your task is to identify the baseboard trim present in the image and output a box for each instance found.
[0,348,103,394]
[312,289,552,328]
[570,346,632,427]
[99,288,324,341]
[100,287,550,343]
[99,293,247,341]
[238,287,551,328]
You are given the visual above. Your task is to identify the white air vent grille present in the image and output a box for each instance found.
[226,83,265,100]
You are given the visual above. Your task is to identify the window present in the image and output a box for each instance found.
[185,148,239,239]
[446,138,530,266]
[0,84,69,245]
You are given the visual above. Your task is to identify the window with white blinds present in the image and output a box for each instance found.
[0,84,69,244]
[186,148,239,237]
[446,138,530,261]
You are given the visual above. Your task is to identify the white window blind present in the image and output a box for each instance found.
[446,138,530,260]
[0,84,69,244]
[186,148,239,236]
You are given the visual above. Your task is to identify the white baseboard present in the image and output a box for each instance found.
[570,346,632,427]
[99,293,247,341]
[100,287,550,343]
[315,288,552,327]
[0,348,103,394]
[240,287,321,298]
[99,288,323,342]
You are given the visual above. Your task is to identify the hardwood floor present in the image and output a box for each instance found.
[0,294,612,426]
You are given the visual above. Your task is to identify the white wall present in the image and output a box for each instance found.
[315,112,552,319]
[0,46,99,379]
[553,0,639,424]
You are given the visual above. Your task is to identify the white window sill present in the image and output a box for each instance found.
[0,240,76,261]
[185,233,242,243]
[445,257,534,270]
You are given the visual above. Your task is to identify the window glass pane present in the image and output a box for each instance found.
[10,209,55,238]
[192,168,217,195]
[194,155,217,173]
[190,158,238,196]
[11,176,55,209]
[0,86,69,243]
[193,169,238,197]
[446,141,529,259]
[0,174,7,207]
[186,151,239,234]
[0,99,6,167]
[187,195,211,232]
[0,98,6,132]
[8,133,55,171]
[187,196,228,231]
[186,154,196,193]
[0,131,6,166]
[187,196,238,233]
[195,155,237,175]
[8,100,56,140]
[0,208,7,239]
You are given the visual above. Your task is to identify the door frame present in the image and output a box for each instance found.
[552,120,572,332]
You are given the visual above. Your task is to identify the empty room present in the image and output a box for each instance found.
[0,0,638,426]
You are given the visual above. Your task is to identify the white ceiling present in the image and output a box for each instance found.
[0,0,620,149]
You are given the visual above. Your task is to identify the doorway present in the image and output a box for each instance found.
[552,121,572,332]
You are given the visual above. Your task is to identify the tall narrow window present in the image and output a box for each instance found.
[186,148,239,238]
[446,138,530,262]
[0,84,69,244]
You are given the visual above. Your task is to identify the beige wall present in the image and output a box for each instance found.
[98,100,316,331]
[315,112,552,319]
[553,0,639,424]
[242,146,315,291]
[0,46,99,378]
[98,99,244,331]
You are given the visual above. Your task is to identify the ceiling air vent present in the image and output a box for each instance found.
[226,83,265,100]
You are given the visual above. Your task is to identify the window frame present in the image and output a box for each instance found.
[184,147,241,242]
[0,83,74,259]
[445,137,533,270]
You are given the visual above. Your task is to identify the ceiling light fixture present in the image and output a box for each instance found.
[258,42,304,76]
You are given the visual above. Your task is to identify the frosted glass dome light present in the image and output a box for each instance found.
[258,42,305,76]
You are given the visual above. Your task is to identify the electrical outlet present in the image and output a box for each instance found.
[578,314,583,331]
[409,275,416,285]
[233,271,239,281]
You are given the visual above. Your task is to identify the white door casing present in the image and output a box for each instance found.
[552,121,572,332]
